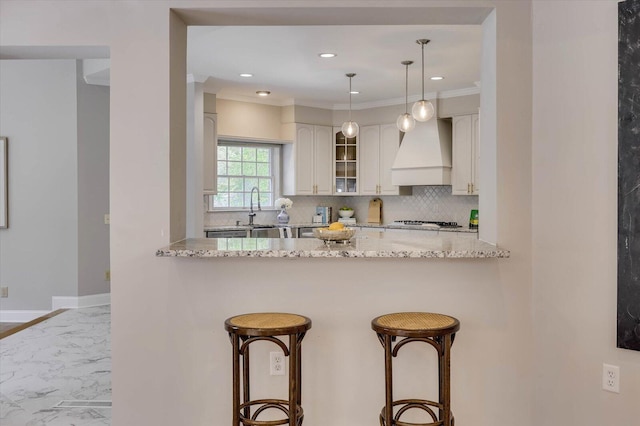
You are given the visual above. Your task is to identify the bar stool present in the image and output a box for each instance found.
[371,312,460,426]
[225,313,312,426]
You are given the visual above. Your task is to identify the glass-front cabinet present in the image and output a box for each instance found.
[334,129,358,194]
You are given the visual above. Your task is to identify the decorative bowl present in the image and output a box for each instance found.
[312,227,356,242]
[338,209,354,218]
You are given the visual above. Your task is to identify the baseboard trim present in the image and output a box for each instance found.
[52,293,111,310]
[0,293,110,322]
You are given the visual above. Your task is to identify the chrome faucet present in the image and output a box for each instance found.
[248,186,261,225]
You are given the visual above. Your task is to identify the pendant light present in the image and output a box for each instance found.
[396,60,416,132]
[411,39,435,122]
[341,73,359,138]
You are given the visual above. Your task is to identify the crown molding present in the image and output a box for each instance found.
[83,75,110,87]
[187,73,208,84]
[213,85,480,111]
[215,93,296,107]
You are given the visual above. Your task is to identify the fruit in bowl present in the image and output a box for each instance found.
[313,223,355,242]
[338,207,354,218]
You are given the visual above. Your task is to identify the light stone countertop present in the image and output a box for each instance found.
[157,232,508,259]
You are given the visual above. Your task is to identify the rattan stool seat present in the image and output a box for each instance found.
[225,312,312,336]
[372,312,460,337]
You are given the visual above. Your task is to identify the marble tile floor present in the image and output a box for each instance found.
[0,305,111,425]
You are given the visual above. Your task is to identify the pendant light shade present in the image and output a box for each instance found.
[341,120,359,138]
[412,100,435,122]
[341,73,359,138]
[397,60,416,132]
[412,39,435,122]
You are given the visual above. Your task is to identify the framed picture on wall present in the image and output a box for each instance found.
[0,137,7,229]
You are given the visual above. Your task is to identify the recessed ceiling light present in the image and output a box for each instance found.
[239,73,253,78]
[319,53,337,58]
[350,91,360,94]
[256,90,271,97]
[430,76,444,81]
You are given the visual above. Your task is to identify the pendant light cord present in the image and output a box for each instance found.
[421,41,425,100]
[405,63,409,114]
[349,76,353,122]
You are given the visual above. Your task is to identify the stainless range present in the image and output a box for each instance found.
[391,220,462,229]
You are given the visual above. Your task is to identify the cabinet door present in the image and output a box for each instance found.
[333,127,358,194]
[295,124,315,195]
[203,113,218,194]
[451,115,473,195]
[314,125,333,195]
[379,124,401,195]
[359,125,380,195]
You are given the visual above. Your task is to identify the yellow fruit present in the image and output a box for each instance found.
[328,222,344,230]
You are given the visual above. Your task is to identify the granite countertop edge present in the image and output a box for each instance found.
[156,237,509,259]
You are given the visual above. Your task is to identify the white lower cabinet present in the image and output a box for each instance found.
[283,124,332,195]
[360,124,405,195]
[451,114,479,195]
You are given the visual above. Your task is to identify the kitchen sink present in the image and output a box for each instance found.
[249,226,280,238]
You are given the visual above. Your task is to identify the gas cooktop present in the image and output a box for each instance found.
[392,220,462,228]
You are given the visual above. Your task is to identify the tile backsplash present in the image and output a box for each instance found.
[205,186,478,227]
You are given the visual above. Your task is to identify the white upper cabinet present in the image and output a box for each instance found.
[451,114,479,195]
[282,124,332,195]
[203,113,218,194]
[360,124,404,195]
[359,125,380,195]
[314,125,333,195]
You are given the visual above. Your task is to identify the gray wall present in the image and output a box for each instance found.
[0,59,110,310]
[0,60,79,310]
[76,61,110,297]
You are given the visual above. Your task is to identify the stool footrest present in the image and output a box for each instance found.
[239,398,304,426]
[379,399,453,426]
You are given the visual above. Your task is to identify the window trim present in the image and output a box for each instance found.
[208,140,281,212]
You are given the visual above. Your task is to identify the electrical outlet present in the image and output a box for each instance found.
[104,270,111,281]
[104,214,110,225]
[602,363,620,393]
[270,351,285,376]
[0,287,8,298]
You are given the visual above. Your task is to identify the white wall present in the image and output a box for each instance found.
[0,60,79,310]
[77,61,110,297]
[532,1,640,424]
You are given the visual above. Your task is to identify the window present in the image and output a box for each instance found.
[210,142,280,210]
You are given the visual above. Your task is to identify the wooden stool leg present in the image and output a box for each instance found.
[231,333,240,426]
[289,333,299,426]
[243,338,251,421]
[296,334,303,407]
[383,334,393,426]
[442,334,452,426]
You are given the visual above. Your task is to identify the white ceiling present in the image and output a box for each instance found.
[187,25,482,109]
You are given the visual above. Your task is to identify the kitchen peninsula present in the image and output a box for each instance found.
[156,232,509,258]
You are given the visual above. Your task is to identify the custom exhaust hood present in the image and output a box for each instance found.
[391,112,452,186]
